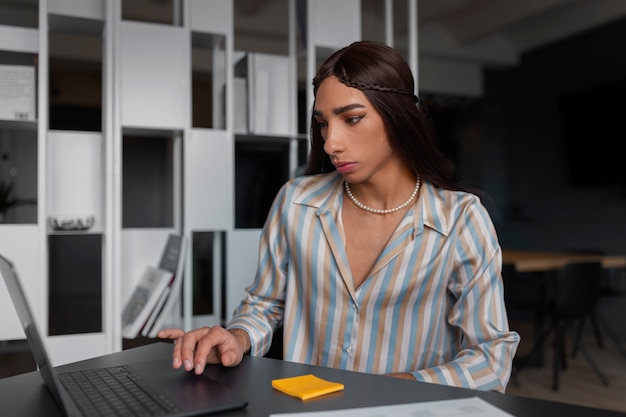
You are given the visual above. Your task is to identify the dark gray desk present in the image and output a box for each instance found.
[1,342,623,416]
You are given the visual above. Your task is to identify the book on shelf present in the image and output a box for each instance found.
[121,265,174,339]
[139,282,173,338]
[121,234,186,339]
[233,52,290,136]
[141,234,187,338]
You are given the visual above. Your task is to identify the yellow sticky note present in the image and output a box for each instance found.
[271,374,344,400]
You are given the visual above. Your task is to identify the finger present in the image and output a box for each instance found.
[157,328,187,369]
[192,327,221,374]
[157,328,185,340]
[216,333,245,367]
[219,349,239,367]
[179,327,212,372]
[192,327,239,373]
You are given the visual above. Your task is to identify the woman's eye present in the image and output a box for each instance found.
[316,120,328,129]
[346,115,364,124]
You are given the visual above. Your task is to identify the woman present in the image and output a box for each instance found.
[159,40,519,392]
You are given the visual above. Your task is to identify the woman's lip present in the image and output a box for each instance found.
[335,162,355,174]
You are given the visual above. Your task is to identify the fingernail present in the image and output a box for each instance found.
[184,360,192,370]
[172,357,180,368]
[195,364,203,374]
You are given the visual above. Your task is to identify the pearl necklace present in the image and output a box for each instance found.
[344,176,421,215]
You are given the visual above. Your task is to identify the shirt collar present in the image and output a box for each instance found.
[293,172,451,237]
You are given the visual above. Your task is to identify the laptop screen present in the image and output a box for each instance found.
[0,254,77,414]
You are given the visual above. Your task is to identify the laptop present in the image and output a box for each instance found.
[0,254,248,416]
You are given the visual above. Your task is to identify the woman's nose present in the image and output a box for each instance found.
[323,124,342,155]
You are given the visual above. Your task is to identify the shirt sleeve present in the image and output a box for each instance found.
[226,183,289,357]
[411,199,520,392]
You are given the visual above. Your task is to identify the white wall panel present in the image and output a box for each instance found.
[310,0,361,49]
[185,129,233,229]
[119,22,188,129]
[225,229,261,322]
[47,333,107,366]
[0,26,38,53]
[189,0,231,35]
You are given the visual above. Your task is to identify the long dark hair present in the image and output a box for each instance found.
[304,40,464,192]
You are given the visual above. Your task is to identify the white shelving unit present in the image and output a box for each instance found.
[0,0,371,364]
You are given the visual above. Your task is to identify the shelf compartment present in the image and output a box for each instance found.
[0,6,38,31]
[48,233,103,336]
[234,134,307,229]
[122,130,178,228]
[0,124,37,224]
[49,19,103,132]
[47,130,103,232]
[192,31,226,129]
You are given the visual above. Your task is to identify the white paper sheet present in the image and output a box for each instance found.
[270,396,515,417]
[0,64,35,121]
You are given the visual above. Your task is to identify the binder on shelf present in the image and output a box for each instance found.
[234,52,290,136]
[121,265,174,339]
[142,234,187,338]
[140,283,173,337]
[122,234,186,339]
[233,77,248,134]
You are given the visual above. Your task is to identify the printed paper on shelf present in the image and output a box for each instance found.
[121,265,173,339]
[140,284,172,338]
[0,64,36,121]
[143,234,187,337]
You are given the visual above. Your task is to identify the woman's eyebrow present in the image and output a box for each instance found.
[313,103,366,117]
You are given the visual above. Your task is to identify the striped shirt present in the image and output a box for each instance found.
[228,172,520,392]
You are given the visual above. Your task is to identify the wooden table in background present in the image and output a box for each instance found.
[502,250,626,273]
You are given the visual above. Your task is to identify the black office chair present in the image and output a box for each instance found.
[503,264,545,322]
[264,325,284,360]
[503,264,549,371]
[564,249,611,353]
[571,266,626,359]
[512,261,609,391]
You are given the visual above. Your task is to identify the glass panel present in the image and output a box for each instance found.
[191,32,226,129]
[192,231,225,317]
[235,136,290,229]
[234,0,289,55]
[49,27,103,132]
[0,0,38,29]
[361,0,386,44]
[0,123,37,224]
[122,133,174,228]
[48,233,102,335]
[122,0,181,26]
[393,0,409,61]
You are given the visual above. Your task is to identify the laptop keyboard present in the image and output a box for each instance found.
[58,365,180,416]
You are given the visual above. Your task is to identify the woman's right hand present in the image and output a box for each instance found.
[157,326,249,374]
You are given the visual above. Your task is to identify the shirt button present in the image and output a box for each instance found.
[346,346,352,353]
[352,303,357,309]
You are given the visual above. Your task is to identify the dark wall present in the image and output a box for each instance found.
[482,17,626,342]
[484,15,626,256]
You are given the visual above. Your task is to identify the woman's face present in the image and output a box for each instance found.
[313,76,403,184]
